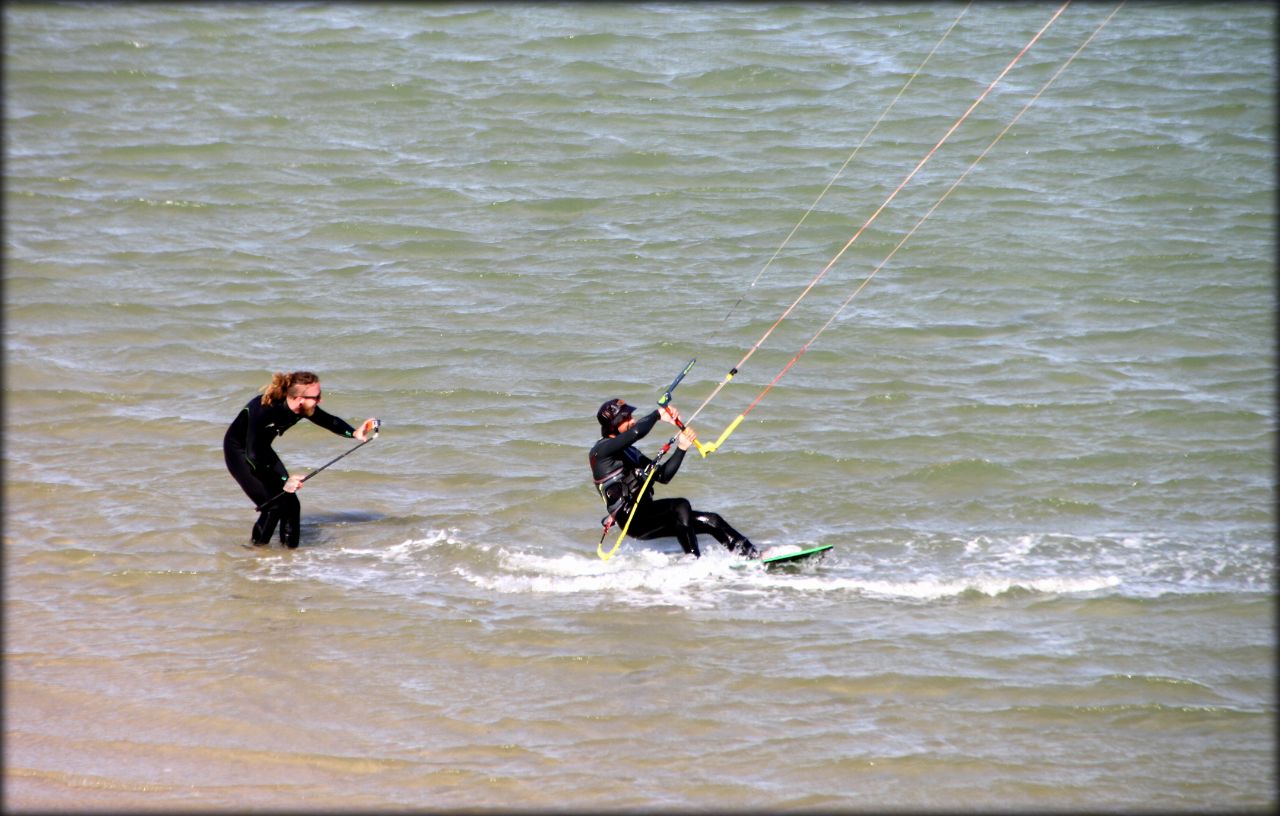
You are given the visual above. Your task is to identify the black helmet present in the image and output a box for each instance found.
[597,398,635,435]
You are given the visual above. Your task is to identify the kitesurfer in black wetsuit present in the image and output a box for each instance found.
[589,398,758,559]
[223,371,376,548]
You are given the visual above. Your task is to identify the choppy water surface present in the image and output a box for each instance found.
[4,3,1274,811]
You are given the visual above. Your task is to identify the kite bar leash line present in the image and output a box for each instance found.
[686,1,1071,456]
[722,0,973,325]
[255,419,382,512]
[732,2,1125,434]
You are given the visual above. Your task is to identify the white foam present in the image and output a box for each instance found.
[456,545,780,609]
[339,529,460,561]
[244,528,463,586]
[244,526,1133,607]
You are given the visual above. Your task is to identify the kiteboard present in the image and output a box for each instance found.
[733,543,833,570]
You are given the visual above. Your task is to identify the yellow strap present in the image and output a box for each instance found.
[597,465,660,561]
[692,414,745,457]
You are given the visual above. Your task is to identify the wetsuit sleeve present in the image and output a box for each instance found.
[592,410,660,457]
[653,446,686,484]
[307,405,358,437]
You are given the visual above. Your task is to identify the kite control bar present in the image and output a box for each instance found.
[255,418,381,512]
[653,357,715,456]
[657,358,695,409]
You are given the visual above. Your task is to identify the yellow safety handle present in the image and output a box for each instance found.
[692,414,745,457]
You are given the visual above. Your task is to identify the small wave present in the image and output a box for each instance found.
[459,548,731,609]
[458,540,1123,607]
[236,522,1255,606]
[337,530,460,561]
[896,458,1019,487]
[244,529,463,586]
[776,574,1123,602]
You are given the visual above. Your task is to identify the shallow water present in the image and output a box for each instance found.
[4,3,1275,810]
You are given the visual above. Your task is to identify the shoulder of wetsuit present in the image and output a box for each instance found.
[589,436,630,478]
[259,399,303,434]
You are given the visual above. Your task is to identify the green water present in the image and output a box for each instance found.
[4,3,1274,810]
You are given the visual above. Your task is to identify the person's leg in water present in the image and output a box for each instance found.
[252,506,280,545]
[226,445,282,545]
[692,510,759,558]
[277,492,301,549]
[627,497,757,558]
[624,498,700,555]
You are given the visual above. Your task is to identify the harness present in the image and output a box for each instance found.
[591,448,647,532]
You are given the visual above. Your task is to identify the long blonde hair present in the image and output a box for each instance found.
[259,371,319,405]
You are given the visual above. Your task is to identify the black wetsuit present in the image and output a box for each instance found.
[589,410,755,558]
[223,396,356,548]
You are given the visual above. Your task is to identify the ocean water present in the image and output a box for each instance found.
[3,2,1274,811]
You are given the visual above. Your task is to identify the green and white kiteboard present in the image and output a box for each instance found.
[733,543,833,569]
